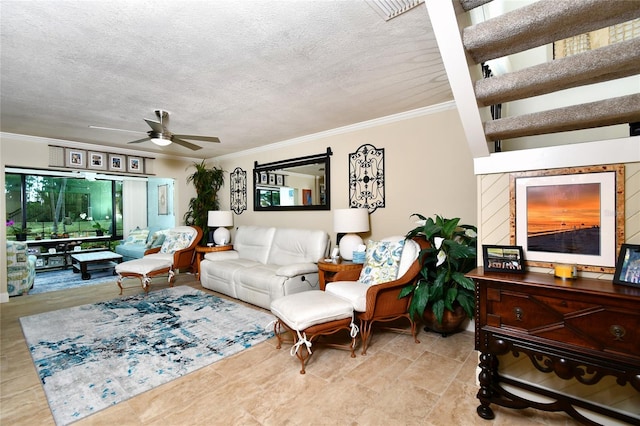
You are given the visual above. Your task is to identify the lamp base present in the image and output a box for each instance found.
[213,227,231,246]
[338,233,363,261]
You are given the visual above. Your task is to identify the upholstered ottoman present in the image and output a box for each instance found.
[270,290,358,374]
[115,258,174,294]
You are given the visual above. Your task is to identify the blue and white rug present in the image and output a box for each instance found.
[20,286,275,425]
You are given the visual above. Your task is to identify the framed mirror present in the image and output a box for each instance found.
[253,148,331,211]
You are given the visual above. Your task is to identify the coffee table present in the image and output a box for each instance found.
[71,251,123,280]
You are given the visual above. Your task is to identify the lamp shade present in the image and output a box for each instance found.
[333,208,369,233]
[207,210,234,227]
[333,208,369,260]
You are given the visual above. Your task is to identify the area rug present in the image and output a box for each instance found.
[20,286,275,425]
[30,268,117,295]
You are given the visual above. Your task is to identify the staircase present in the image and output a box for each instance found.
[426,0,640,158]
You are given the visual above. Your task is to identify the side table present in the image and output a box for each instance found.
[195,244,233,279]
[317,258,363,290]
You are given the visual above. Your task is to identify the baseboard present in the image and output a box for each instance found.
[0,292,9,303]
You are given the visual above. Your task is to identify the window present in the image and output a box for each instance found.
[5,172,123,240]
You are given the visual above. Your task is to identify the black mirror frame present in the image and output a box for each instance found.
[253,148,332,211]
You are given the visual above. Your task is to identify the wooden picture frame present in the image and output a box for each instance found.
[510,165,624,273]
[109,154,124,172]
[128,156,143,173]
[65,149,86,168]
[613,244,640,287]
[87,151,107,170]
[483,245,525,273]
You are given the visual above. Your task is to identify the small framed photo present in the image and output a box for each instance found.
[268,173,275,185]
[613,244,640,287]
[259,171,268,185]
[128,156,143,173]
[65,149,86,168]
[87,151,107,170]
[483,245,525,273]
[276,174,284,186]
[35,258,45,267]
[109,154,125,171]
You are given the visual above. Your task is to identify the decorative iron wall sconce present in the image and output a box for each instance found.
[230,167,247,214]
[349,144,385,213]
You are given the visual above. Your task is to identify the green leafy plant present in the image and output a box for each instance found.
[6,220,30,236]
[92,221,107,232]
[184,160,225,244]
[399,214,477,324]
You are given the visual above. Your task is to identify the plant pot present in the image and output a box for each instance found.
[423,304,467,337]
[95,230,104,236]
[15,233,27,241]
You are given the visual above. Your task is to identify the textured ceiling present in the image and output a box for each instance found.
[0,0,452,159]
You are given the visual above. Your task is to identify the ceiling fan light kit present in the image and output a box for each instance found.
[91,109,220,151]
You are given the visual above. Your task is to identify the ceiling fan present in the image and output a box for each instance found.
[90,109,220,151]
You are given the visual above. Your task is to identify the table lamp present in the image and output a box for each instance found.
[333,208,369,260]
[207,210,234,246]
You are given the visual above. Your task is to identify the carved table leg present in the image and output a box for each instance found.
[476,352,496,420]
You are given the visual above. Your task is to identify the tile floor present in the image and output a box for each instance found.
[0,275,580,425]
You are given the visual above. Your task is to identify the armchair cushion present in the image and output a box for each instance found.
[358,238,405,286]
[160,228,196,254]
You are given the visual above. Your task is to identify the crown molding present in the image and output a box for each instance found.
[212,101,456,161]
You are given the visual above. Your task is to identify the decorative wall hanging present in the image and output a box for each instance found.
[49,145,154,176]
[349,144,385,213]
[230,167,247,214]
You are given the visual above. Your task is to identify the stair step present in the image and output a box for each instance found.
[475,38,640,106]
[484,93,640,141]
[463,0,640,64]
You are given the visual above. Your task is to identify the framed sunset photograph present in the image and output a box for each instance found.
[510,165,624,273]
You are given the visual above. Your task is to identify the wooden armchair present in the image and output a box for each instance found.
[326,236,429,355]
[143,225,203,272]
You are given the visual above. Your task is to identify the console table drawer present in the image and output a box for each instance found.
[486,287,640,359]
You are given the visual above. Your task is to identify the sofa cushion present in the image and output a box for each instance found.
[200,257,262,299]
[124,227,149,245]
[266,228,329,266]
[233,226,276,264]
[358,238,405,286]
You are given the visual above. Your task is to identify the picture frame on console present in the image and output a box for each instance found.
[613,244,640,287]
[482,245,525,273]
[510,164,624,273]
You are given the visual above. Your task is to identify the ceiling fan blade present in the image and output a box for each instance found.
[171,137,202,151]
[172,134,220,143]
[144,118,164,133]
[89,125,146,134]
[128,137,151,144]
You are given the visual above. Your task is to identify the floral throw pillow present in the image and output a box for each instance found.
[123,228,149,245]
[160,232,194,254]
[358,239,405,286]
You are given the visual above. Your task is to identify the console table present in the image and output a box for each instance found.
[468,267,640,425]
[27,235,113,271]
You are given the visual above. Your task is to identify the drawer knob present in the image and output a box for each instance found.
[610,325,626,341]
[514,307,523,321]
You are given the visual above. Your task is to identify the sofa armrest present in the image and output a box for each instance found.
[204,250,240,261]
[276,262,318,278]
[144,247,161,256]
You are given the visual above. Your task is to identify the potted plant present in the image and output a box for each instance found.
[399,214,477,336]
[92,221,107,236]
[184,160,225,245]
[6,220,30,241]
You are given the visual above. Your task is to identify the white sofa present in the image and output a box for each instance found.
[199,226,329,309]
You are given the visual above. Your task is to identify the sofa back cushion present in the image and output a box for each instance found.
[267,228,329,266]
[234,226,276,264]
